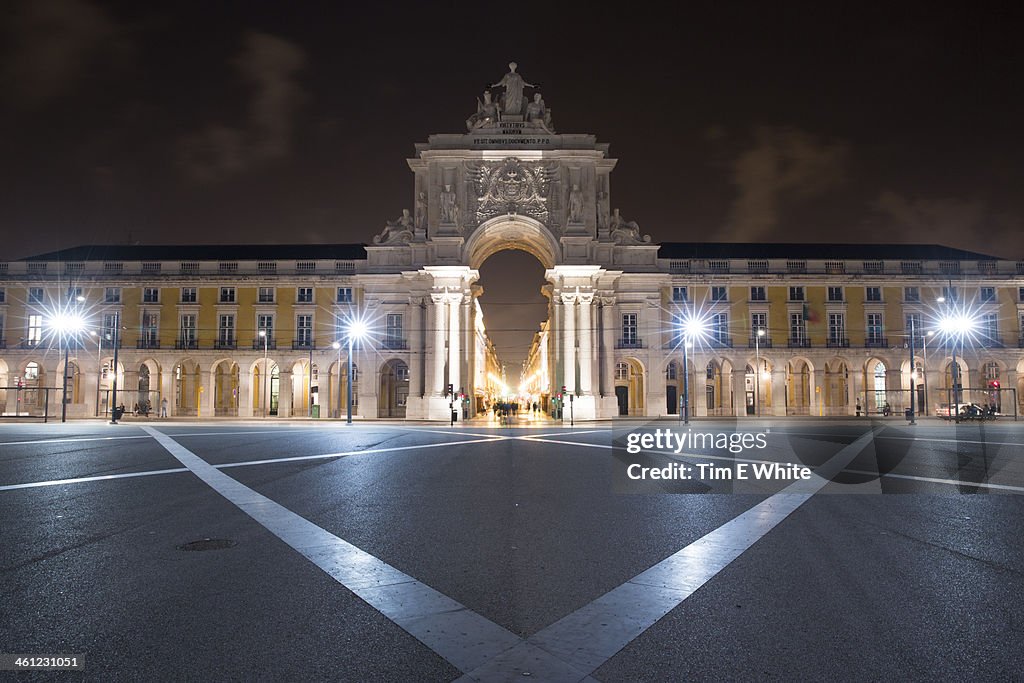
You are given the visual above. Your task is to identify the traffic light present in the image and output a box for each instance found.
[561,385,566,396]
[446,383,453,397]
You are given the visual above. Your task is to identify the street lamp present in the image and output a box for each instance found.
[938,312,977,420]
[754,328,765,418]
[907,316,917,425]
[49,307,86,423]
[258,329,269,418]
[345,319,369,424]
[677,314,708,425]
[110,310,121,424]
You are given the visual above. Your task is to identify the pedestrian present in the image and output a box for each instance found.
[855,397,861,417]
[161,397,168,418]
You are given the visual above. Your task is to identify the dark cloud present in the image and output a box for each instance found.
[3,0,120,107]
[177,31,307,183]
[722,126,849,241]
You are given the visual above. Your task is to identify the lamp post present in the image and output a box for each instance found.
[937,302,976,421]
[754,328,765,418]
[678,314,707,425]
[332,341,341,419]
[345,319,368,424]
[922,330,933,415]
[258,329,268,418]
[51,298,86,423]
[110,310,121,424]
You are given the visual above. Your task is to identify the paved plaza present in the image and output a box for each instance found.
[2,417,1023,680]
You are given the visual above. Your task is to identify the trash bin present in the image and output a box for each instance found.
[311,405,320,419]
[112,406,125,420]
[451,410,458,423]
[904,408,913,419]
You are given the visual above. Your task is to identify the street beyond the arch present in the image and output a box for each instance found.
[2,418,1022,680]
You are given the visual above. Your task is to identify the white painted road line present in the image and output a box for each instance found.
[0,467,190,491]
[140,427,525,675]
[215,436,505,469]
[457,428,882,681]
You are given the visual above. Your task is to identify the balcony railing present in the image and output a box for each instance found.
[749,336,772,348]
[380,338,408,350]
[252,337,278,350]
[864,337,888,348]
[214,339,237,350]
[175,338,199,350]
[292,340,315,350]
[708,337,733,348]
[827,337,850,348]
[136,337,161,350]
[615,338,644,349]
[788,337,811,348]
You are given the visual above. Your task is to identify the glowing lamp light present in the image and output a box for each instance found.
[937,314,977,336]
[48,312,86,335]
[332,341,340,350]
[348,319,369,341]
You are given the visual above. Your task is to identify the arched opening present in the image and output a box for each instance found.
[665,360,681,414]
[379,359,410,418]
[0,360,7,414]
[871,360,887,412]
[212,360,239,417]
[21,361,47,415]
[464,216,559,270]
[172,359,200,416]
[252,358,279,418]
[614,359,644,416]
[476,248,551,415]
[787,359,812,415]
[982,360,1002,413]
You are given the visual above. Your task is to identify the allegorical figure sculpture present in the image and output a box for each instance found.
[597,190,610,229]
[374,209,414,245]
[568,184,584,223]
[466,90,500,131]
[414,191,427,232]
[525,93,554,132]
[440,184,458,224]
[609,208,652,244]
[491,62,536,117]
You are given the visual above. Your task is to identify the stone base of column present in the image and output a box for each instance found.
[597,395,620,419]
[407,395,459,421]
[568,394,598,421]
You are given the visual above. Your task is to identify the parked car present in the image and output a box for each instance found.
[936,403,997,421]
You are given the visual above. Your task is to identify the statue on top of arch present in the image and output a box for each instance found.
[373,209,415,245]
[466,62,554,132]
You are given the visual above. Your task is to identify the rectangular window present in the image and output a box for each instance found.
[102,314,118,344]
[790,313,806,344]
[297,287,314,303]
[904,287,920,302]
[982,313,999,345]
[219,287,235,303]
[980,287,996,303]
[671,286,688,303]
[865,287,882,302]
[258,287,275,303]
[828,313,846,344]
[751,312,767,337]
[711,313,729,344]
[143,287,159,303]
[181,287,197,303]
[179,314,197,346]
[906,313,923,336]
[296,314,313,346]
[866,313,884,343]
[711,286,727,302]
[621,313,638,345]
[142,312,159,346]
[336,287,353,303]
[385,313,403,348]
[218,314,235,345]
[788,286,804,301]
[29,287,44,304]
[827,286,843,302]
[750,286,766,301]
[257,314,274,339]
[104,287,121,303]
[28,315,43,345]
[66,286,83,301]
[0,288,5,303]
[942,286,958,302]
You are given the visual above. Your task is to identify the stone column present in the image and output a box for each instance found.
[562,292,577,394]
[809,369,819,416]
[238,370,252,417]
[771,368,787,416]
[732,369,747,417]
[448,292,461,395]
[278,370,292,417]
[601,299,615,397]
[578,293,594,395]
[409,298,424,397]
[431,293,447,395]
[200,369,215,417]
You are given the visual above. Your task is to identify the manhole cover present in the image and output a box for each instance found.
[176,538,237,551]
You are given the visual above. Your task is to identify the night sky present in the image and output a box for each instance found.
[3,1,1023,371]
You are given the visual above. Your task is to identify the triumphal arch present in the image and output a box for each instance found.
[368,62,655,421]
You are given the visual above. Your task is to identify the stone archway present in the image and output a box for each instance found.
[464,216,560,270]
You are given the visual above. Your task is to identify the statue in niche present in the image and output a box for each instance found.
[491,62,536,117]
[414,191,427,232]
[609,208,652,244]
[597,190,610,229]
[466,91,500,131]
[373,209,414,245]
[525,93,554,132]
[568,184,584,223]
[440,184,459,225]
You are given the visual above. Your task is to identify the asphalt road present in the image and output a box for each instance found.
[1,417,1022,681]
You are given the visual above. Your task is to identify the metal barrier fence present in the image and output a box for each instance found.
[97,390,163,417]
[0,386,54,421]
